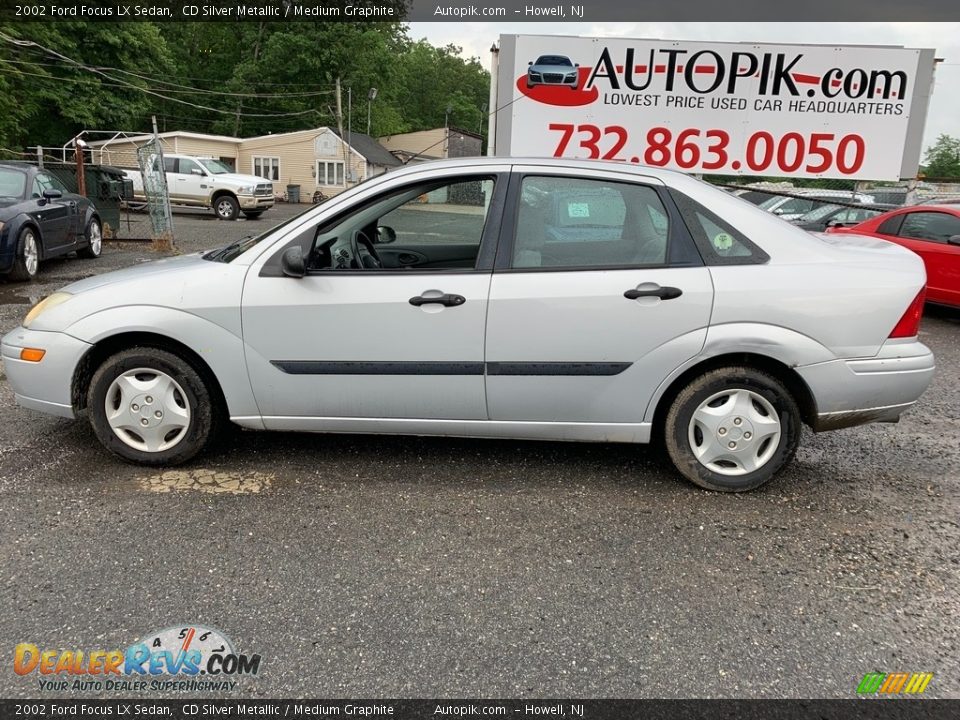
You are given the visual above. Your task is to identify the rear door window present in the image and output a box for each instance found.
[897,212,960,244]
[511,176,670,269]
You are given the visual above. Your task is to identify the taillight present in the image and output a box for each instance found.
[889,287,926,338]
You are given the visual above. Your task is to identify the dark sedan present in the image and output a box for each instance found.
[790,203,896,232]
[0,164,101,281]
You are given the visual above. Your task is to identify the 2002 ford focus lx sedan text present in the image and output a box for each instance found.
[1,158,936,491]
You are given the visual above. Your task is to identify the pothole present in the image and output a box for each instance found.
[140,469,274,495]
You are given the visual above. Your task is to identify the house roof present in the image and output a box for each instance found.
[333,130,402,167]
[87,130,241,147]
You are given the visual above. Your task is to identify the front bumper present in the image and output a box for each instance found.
[1,327,92,419]
[796,339,935,431]
[238,194,274,210]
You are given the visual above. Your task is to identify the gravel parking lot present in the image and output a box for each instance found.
[0,204,958,699]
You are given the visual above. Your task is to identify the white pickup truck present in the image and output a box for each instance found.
[123,154,274,220]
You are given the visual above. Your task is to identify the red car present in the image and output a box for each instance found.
[829,204,960,308]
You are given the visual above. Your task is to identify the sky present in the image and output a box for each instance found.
[407,22,960,153]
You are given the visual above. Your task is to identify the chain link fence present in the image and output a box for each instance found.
[703,173,960,212]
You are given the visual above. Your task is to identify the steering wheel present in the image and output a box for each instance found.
[350,230,383,269]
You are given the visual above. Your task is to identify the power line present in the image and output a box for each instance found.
[0,65,327,122]
[0,57,335,98]
[0,30,325,119]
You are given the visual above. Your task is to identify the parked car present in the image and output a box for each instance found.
[732,189,781,206]
[123,154,274,220]
[0,163,102,282]
[790,203,896,232]
[527,55,579,88]
[2,158,934,492]
[828,204,960,308]
[758,190,876,221]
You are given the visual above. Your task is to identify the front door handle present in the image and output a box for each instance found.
[624,285,683,300]
[409,293,466,307]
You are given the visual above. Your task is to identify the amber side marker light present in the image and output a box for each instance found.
[19,348,46,362]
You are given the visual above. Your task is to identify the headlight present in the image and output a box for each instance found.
[23,292,72,328]
[239,185,254,194]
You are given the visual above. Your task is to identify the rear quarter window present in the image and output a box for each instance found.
[669,189,769,265]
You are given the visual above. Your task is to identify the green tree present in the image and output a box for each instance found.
[0,22,174,148]
[392,40,490,140]
[922,134,960,179]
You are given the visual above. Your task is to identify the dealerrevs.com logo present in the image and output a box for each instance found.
[13,625,261,693]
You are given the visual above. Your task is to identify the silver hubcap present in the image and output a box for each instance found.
[217,199,233,218]
[688,389,781,476]
[88,221,101,255]
[24,233,38,275]
[104,368,191,453]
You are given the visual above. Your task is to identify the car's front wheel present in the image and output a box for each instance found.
[214,194,239,221]
[87,347,220,465]
[9,227,40,281]
[77,217,102,258]
[664,366,800,492]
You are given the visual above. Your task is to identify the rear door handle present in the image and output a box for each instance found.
[409,293,466,307]
[624,285,683,300]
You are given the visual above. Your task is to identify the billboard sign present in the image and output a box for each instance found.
[495,35,936,180]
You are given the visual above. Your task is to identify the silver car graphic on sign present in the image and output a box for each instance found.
[527,55,580,88]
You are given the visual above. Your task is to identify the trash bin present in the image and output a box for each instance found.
[286,184,301,203]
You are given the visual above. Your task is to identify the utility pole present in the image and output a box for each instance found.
[335,77,347,190]
[367,87,378,136]
[347,85,353,186]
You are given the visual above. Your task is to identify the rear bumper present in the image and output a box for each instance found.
[796,339,935,431]
[1,327,92,420]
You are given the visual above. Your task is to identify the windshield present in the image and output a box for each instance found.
[198,158,233,175]
[536,56,572,66]
[0,168,27,198]
[797,204,842,222]
[204,204,315,263]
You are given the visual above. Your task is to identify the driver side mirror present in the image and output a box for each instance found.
[190,168,204,176]
[42,188,62,201]
[376,225,397,244]
[826,220,846,229]
[280,246,306,278]
[949,235,960,246]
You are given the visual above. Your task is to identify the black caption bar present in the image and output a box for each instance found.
[0,700,958,719]
[3,0,960,22]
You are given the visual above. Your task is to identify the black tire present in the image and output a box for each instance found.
[213,194,240,221]
[242,211,263,220]
[77,217,102,259]
[87,347,221,466]
[8,226,40,282]
[663,366,800,492]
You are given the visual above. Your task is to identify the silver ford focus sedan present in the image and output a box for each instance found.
[1,158,935,491]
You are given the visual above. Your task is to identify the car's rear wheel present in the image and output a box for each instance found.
[214,194,239,221]
[87,347,219,466]
[77,217,102,258]
[9,227,40,281]
[664,366,800,492]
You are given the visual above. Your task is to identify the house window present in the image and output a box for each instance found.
[252,157,280,182]
[317,161,345,187]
